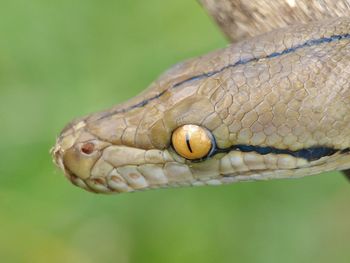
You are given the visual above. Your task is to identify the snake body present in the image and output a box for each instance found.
[52,2,350,194]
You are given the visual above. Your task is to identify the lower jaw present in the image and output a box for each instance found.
[64,168,306,194]
[61,152,350,194]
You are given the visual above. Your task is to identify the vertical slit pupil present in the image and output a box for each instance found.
[185,133,193,153]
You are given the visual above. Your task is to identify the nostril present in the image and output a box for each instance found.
[81,142,95,155]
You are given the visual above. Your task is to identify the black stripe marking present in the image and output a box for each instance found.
[211,145,350,162]
[189,135,350,162]
[98,33,350,120]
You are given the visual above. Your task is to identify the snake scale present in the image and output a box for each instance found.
[52,0,350,194]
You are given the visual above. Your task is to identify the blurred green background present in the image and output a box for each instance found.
[0,0,349,262]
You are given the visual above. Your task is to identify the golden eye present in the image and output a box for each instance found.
[171,124,213,160]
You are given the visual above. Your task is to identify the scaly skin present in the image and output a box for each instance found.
[200,0,350,42]
[52,17,350,193]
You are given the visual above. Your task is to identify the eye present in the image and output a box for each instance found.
[171,124,214,160]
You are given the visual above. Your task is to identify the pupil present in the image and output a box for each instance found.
[185,132,193,153]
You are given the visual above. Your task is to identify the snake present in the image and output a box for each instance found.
[52,0,350,194]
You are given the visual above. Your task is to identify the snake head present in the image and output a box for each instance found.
[53,18,350,194]
[52,118,113,192]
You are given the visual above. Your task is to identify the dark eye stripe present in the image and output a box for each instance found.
[213,145,350,162]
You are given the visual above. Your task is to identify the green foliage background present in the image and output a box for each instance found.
[0,1,349,262]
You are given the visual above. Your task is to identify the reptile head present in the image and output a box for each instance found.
[52,18,350,194]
